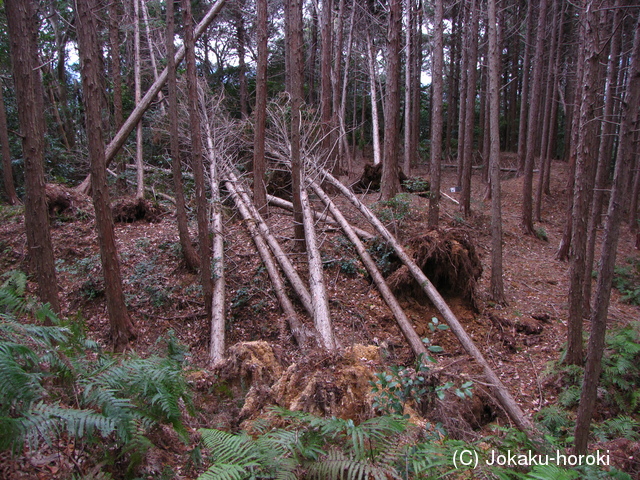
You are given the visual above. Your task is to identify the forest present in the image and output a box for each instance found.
[0,0,639,478]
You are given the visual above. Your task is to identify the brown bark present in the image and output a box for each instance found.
[0,85,18,205]
[166,0,200,271]
[460,0,479,217]
[455,2,470,186]
[183,0,213,318]
[74,0,135,350]
[516,0,535,173]
[380,0,402,200]
[320,0,333,157]
[574,14,640,454]
[428,0,444,227]
[566,0,605,366]
[521,0,548,235]
[133,0,145,201]
[287,0,305,247]
[488,0,506,305]
[108,1,126,193]
[6,0,60,313]
[253,0,268,214]
[235,0,248,119]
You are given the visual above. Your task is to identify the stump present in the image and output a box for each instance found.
[112,197,163,223]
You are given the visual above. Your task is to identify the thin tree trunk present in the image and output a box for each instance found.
[253,0,268,214]
[320,0,333,157]
[584,0,623,314]
[133,0,145,200]
[566,0,605,366]
[381,0,402,200]
[108,1,126,193]
[337,4,356,171]
[574,15,640,453]
[288,0,305,248]
[166,0,199,271]
[516,0,535,173]
[235,0,248,119]
[6,0,60,313]
[0,85,18,205]
[331,0,345,174]
[521,0,548,235]
[366,33,382,166]
[488,0,506,305]
[461,0,479,217]
[74,0,135,350]
[428,0,444,227]
[456,2,470,186]
[183,0,213,320]
[403,0,414,176]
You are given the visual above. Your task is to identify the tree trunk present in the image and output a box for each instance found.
[108,1,126,193]
[521,0,548,235]
[320,0,333,157]
[583,0,623,314]
[366,33,382,167]
[488,0,506,305]
[574,14,640,454]
[133,0,145,201]
[166,0,199,271]
[566,0,604,366]
[455,2,470,186]
[516,0,535,173]
[6,0,60,313]
[381,0,402,200]
[460,0,479,217]
[300,187,336,350]
[428,0,444,227]
[74,0,135,350]
[403,0,414,176]
[183,0,213,319]
[0,85,18,205]
[253,0,268,214]
[287,0,305,247]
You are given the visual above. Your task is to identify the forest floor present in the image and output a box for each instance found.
[1,155,639,478]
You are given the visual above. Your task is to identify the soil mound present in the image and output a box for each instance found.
[353,163,407,193]
[387,228,483,310]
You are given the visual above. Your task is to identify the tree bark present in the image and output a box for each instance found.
[380,0,402,200]
[366,33,382,167]
[166,0,200,271]
[74,0,135,350]
[521,0,548,235]
[320,0,333,157]
[574,14,640,454]
[566,0,604,366]
[428,0,444,227]
[0,85,18,205]
[133,0,145,201]
[6,0,60,313]
[488,0,506,305]
[516,0,535,173]
[287,0,306,247]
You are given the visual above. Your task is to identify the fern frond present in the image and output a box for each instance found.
[307,449,401,480]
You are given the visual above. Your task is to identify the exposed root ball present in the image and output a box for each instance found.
[266,169,292,201]
[112,197,163,223]
[353,163,407,193]
[387,228,483,310]
[218,341,284,388]
[45,183,73,214]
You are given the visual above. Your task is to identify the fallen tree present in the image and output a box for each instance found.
[316,166,537,435]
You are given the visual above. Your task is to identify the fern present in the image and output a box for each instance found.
[307,449,402,480]
[592,416,640,442]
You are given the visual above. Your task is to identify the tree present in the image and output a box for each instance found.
[286,0,305,247]
[167,0,200,271]
[5,0,60,313]
[488,0,506,305]
[183,0,213,316]
[428,0,444,227]
[380,0,402,200]
[133,0,145,201]
[0,84,18,205]
[521,0,548,235]
[74,0,135,350]
[574,13,640,454]
[253,0,268,214]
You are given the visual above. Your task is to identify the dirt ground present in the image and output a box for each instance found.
[1,155,638,478]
